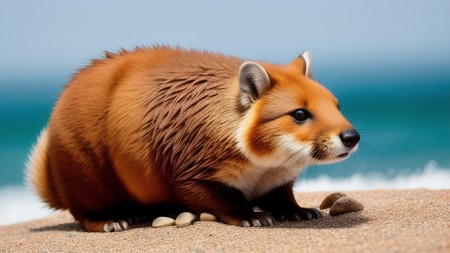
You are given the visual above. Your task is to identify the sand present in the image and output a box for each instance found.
[0,189,449,253]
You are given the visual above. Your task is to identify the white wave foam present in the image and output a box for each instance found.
[0,185,54,226]
[295,160,450,192]
[0,161,449,225]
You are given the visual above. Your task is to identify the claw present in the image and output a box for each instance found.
[267,217,274,226]
[103,223,113,233]
[102,220,130,232]
[311,208,323,219]
[242,220,251,227]
[112,222,122,231]
[251,219,262,227]
[119,220,129,230]
[293,213,301,221]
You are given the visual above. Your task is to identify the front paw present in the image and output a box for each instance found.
[221,211,276,227]
[273,207,322,222]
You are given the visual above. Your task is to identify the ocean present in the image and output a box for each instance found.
[0,65,449,225]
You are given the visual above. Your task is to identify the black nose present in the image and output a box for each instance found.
[339,129,360,148]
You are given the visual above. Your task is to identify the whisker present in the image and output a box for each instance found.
[280,144,312,168]
[356,128,377,138]
[353,141,373,163]
[304,158,322,191]
[359,141,375,154]
[302,155,316,188]
[306,166,314,188]
[309,163,320,190]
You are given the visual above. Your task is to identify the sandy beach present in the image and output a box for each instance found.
[0,189,448,253]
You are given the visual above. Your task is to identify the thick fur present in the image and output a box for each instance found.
[28,46,358,232]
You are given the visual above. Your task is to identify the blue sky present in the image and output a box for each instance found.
[1,0,449,83]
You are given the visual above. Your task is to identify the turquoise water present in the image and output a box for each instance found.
[1,67,449,186]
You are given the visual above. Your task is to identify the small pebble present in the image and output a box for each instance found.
[329,196,364,216]
[319,210,329,218]
[320,192,347,209]
[199,212,217,222]
[175,212,198,227]
[152,217,175,228]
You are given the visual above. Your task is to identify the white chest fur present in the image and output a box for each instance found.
[229,163,304,201]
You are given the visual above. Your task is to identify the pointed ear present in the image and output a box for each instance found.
[238,61,271,109]
[299,51,313,78]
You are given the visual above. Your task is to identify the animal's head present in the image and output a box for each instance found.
[237,52,359,169]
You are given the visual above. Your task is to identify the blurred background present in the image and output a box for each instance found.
[0,0,449,225]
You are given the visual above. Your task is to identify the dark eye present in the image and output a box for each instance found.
[291,109,310,123]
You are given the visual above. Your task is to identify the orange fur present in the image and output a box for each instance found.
[28,46,359,231]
